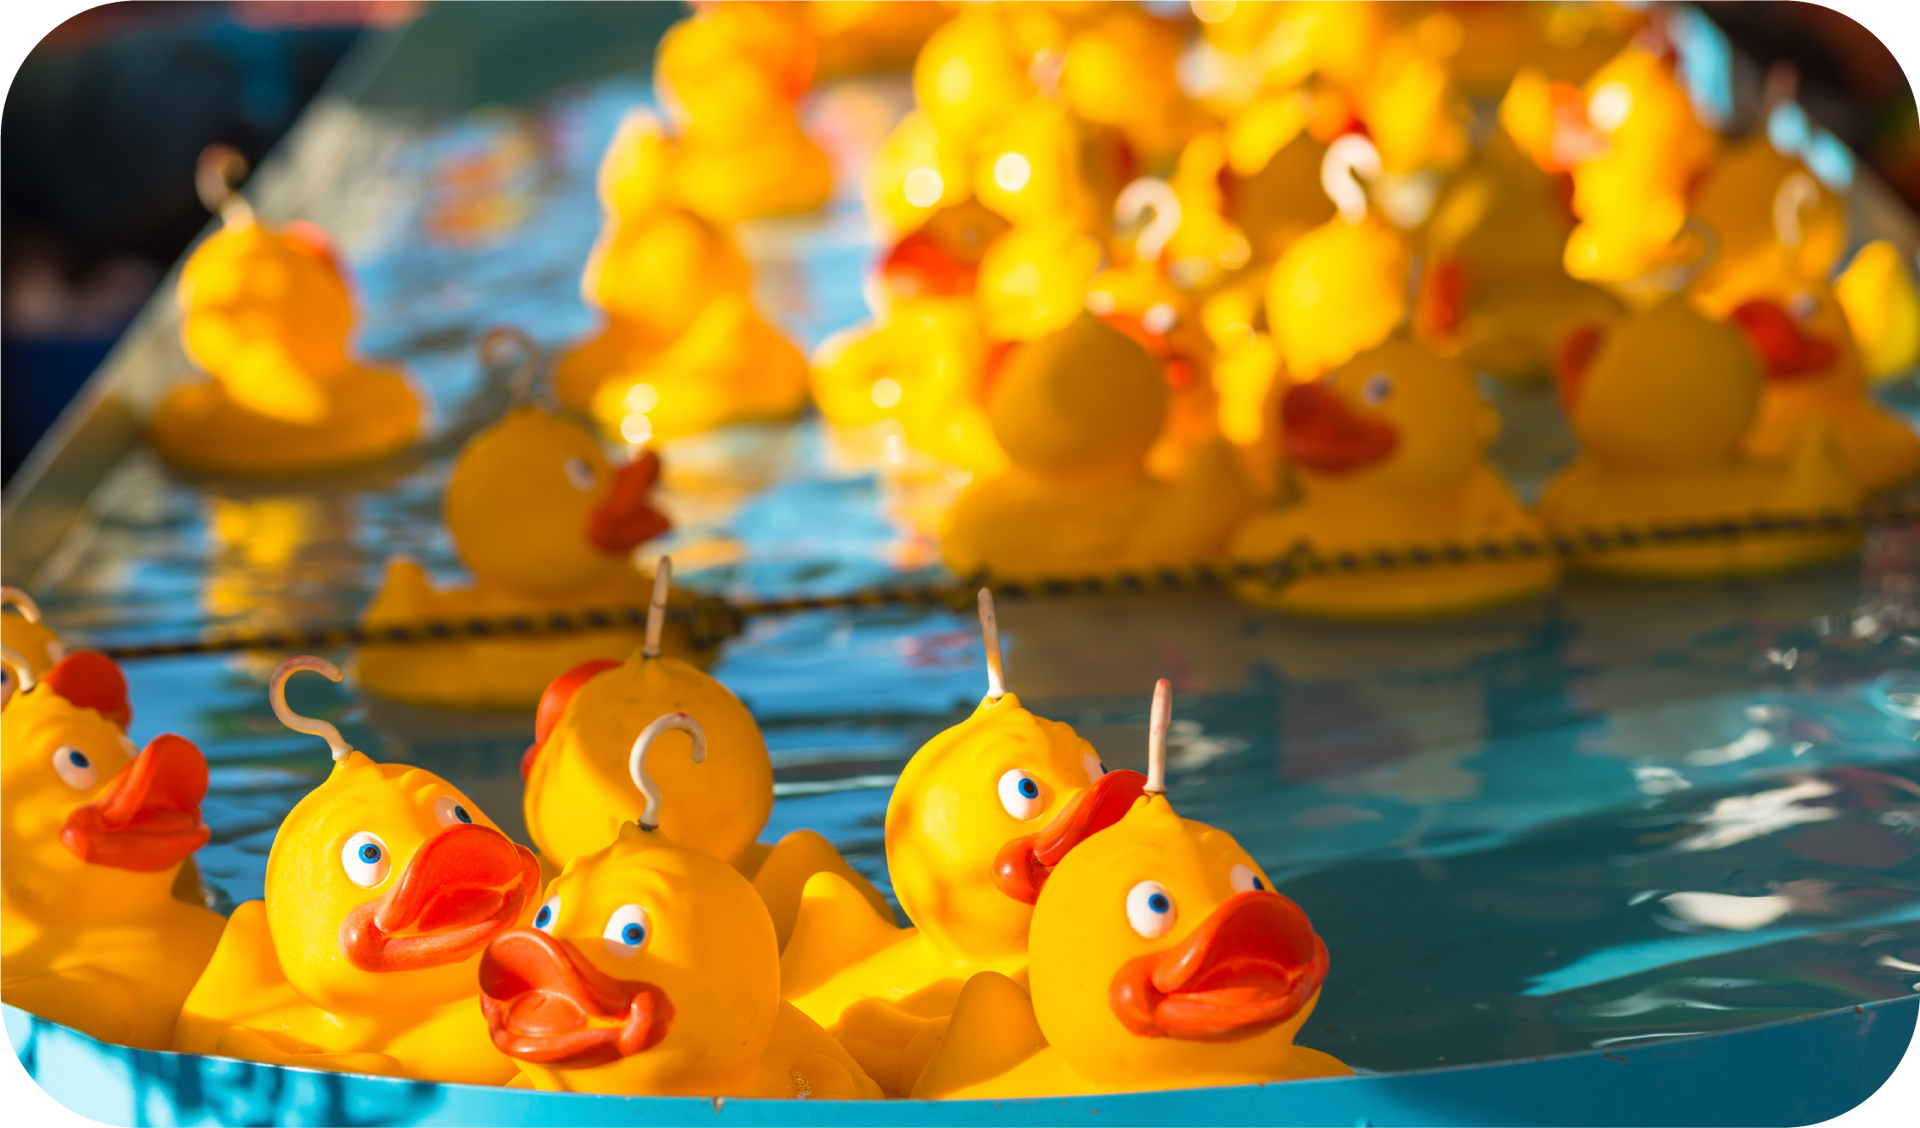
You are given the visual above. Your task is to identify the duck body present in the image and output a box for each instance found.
[1539,299,1862,577]
[177,750,541,1083]
[914,793,1348,1098]
[1233,337,1558,616]
[942,315,1256,582]
[479,823,880,1098]
[781,690,1147,1096]
[2,654,223,1051]
[150,217,421,476]
[358,406,686,709]
[521,650,891,948]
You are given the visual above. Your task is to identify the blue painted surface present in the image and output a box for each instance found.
[7,999,1914,1126]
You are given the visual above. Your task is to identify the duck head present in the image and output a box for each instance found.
[877,199,1009,303]
[478,820,778,1092]
[1028,793,1329,1086]
[913,9,1032,146]
[522,569,771,872]
[986,313,1165,482]
[179,214,355,401]
[1,649,210,923]
[1282,335,1495,491]
[975,219,1105,344]
[445,406,668,598]
[2,588,67,683]
[1557,298,1763,473]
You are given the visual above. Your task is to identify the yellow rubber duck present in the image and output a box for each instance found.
[359,331,691,710]
[177,657,542,1082]
[1084,250,1218,480]
[779,592,1149,1096]
[522,559,890,948]
[943,314,1257,583]
[1836,240,1920,382]
[1,587,66,685]
[480,714,881,1098]
[1057,6,1205,168]
[1539,298,1863,577]
[654,4,831,222]
[150,145,422,476]
[1265,134,1411,379]
[912,8,1033,153]
[2,647,223,1051]
[1231,335,1560,617]
[914,680,1350,1098]
[1690,138,1846,313]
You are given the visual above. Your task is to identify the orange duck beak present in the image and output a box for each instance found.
[994,769,1148,904]
[339,822,542,973]
[60,733,211,872]
[479,929,674,1066]
[1729,299,1837,379]
[587,450,671,555]
[882,231,980,298]
[44,650,132,730]
[1282,383,1398,473]
[1110,890,1330,1042]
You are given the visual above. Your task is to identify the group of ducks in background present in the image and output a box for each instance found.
[3,584,1345,1098]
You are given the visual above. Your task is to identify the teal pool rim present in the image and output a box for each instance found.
[6,995,1915,1127]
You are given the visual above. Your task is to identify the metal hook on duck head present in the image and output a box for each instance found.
[1144,678,1171,796]
[1322,134,1381,226]
[628,711,707,831]
[1114,177,1182,264]
[1773,172,1820,251]
[977,587,1006,702]
[269,656,354,762]
[1,586,43,623]
[1,643,36,708]
[642,557,673,660]
[196,143,254,226]
[479,326,546,407]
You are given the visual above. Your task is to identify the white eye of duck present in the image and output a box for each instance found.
[433,795,476,827]
[1082,751,1107,784]
[1230,863,1267,894]
[341,831,391,888]
[563,456,596,492]
[1126,880,1177,938]
[997,769,1044,820]
[1788,292,1819,321]
[533,895,560,934]
[52,744,98,790]
[1361,371,1393,406]
[603,903,652,957]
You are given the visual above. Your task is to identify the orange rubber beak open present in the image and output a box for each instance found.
[479,929,674,1067]
[1282,383,1398,474]
[1109,889,1330,1042]
[521,658,622,780]
[44,650,133,731]
[587,451,671,555]
[339,822,542,973]
[60,733,211,872]
[1729,299,1837,379]
[993,769,1148,905]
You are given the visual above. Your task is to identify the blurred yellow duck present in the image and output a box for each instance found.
[480,715,881,1098]
[942,314,1257,582]
[1835,240,1920,382]
[177,658,542,1082]
[2,587,66,685]
[655,3,831,222]
[2,648,223,1051]
[1539,299,1862,576]
[914,681,1349,1098]
[1690,138,1846,313]
[521,560,890,948]
[780,592,1149,1096]
[360,331,689,710]
[150,146,421,476]
[1058,5,1205,167]
[1265,134,1411,379]
[1231,336,1559,617]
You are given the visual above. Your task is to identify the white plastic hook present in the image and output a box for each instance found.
[1772,171,1819,251]
[269,656,354,762]
[642,557,673,660]
[1144,678,1171,796]
[629,712,707,831]
[480,326,544,404]
[1,643,36,708]
[196,143,254,226]
[1321,134,1381,225]
[2,587,43,624]
[977,588,1006,702]
[1114,178,1183,264]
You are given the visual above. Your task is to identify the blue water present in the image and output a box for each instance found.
[18,69,1920,1076]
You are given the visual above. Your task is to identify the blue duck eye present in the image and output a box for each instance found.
[341,831,391,888]
[1018,777,1039,799]
[359,843,381,863]
[1230,863,1266,894]
[1148,892,1169,913]
[603,904,652,958]
[69,750,90,768]
[1127,880,1178,938]
[434,795,477,827]
[533,895,561,934]
[997,769,1045,820]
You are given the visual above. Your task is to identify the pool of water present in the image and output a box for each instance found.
[18,68,1920,1077]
